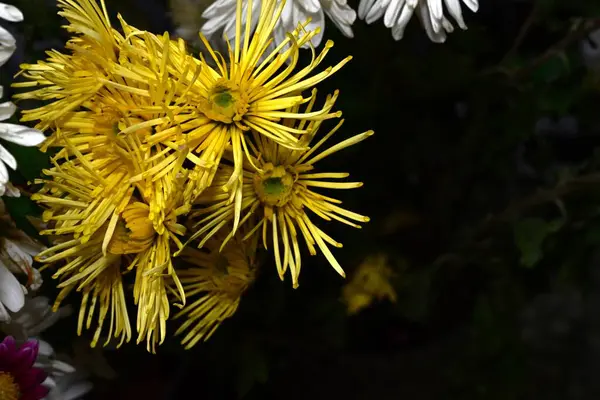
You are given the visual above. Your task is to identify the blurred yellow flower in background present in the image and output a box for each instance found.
[342,254,397,315]
[175,230,258,349]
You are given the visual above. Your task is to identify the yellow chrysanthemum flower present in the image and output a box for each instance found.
[12,0,370,351]
[13,0,122,130]
[15,0,350,229]
[185,91,371,288]
[32,132,188,352]
[341,254,397,315]
[175,0,351,214]
[174,230,258,349]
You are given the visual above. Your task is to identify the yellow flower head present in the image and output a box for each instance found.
[12,0,369,351]
[174,230,257,349]
[32,133,188,352]
[186,91,372,288]
[14,0,349,227]
[175,0,350,211]
[342,254,397,315]
[13,0,122,131]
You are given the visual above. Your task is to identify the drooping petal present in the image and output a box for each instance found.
[0,3,24,22]
[0,141,16,169]
[0,101,16,121]
[0,123,46,146]
[0,262,25,313]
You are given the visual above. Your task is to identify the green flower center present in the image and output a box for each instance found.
[199,79,249,124]
[262,177,287,197]
[212,90,234,108]
[253,164,294,207]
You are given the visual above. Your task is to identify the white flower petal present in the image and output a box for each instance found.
[0,101,16,121]
[582,30,600,71]
[0,3,24,22]
[202,0,234,19]
[3,181,19,197]
[0,300,10,322]
[444,0,466,29]
[0,261,25,312]
[303,0,322,14]
[2,238,33,274]
[0,123,46,146]
[391,5,415,40]
[0,156,9,185]
[0,25,15,46]
[42,376,57,389]
[0,143,15,169]
[0,44,16,67]
[428,0,444,21]
[417,1,446,42]
[51,360,76,374]
[383,0,405,28]
[358,0,378,19]
[323,0,356,38]
[303,9,326,46]
[37,339,55,357]
[364,0,388,24]
[462,0,478,12]
[202,10,232,36]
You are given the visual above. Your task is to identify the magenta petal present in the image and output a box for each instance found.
[15,367,47,389]
[20,340,40,357]
[0,336,17,369]
[20,383,49,400]
[1,336,16,352]
[11,347,37,373]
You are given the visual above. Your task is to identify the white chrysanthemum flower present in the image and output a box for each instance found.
[201,0,356,50]
[358,0,478,42]
[0,2,46,197]
[1,296,94,400]
[0,198,45,321]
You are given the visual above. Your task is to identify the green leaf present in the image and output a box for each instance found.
[513,218,564,268]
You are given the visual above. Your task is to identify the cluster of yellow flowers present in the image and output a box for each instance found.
[12,0,372,352]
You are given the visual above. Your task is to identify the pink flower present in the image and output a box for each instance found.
[0,336,48,400]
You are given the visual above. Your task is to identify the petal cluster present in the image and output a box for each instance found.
[358,0,478,42]
[0,336,48,400]
[13,0,370,352]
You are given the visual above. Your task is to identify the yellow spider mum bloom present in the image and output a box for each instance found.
[14,0,350,232]
[174,230,258,349]
[32,130,188,352]
[178,0,350,210]
[32,153,134,348]
[341,254,397,315]
[185,91,371,288]
[13,0,123,131]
